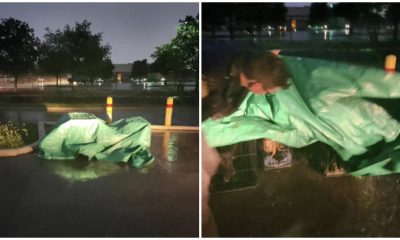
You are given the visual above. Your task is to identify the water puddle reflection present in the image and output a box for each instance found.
[163,131,178,162]
[43,156,156,182]
[160,131,180,173]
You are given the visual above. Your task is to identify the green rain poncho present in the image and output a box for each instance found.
[39,112,154,168]
[203,56,400,176]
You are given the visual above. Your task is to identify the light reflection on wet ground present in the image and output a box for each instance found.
[210,159,400,237]
[0,131,198,237]
[43,159,123,182]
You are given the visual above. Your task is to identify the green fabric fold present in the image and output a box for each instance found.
[39,112,154,168]
[203,56,400,176]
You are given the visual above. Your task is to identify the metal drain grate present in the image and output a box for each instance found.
[210,141,258,194]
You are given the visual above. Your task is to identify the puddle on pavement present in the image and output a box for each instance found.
[162,131,178,162]
[158,131,182,173]
[39,129,193,181]
[210,154,400,237]
[42,156,155,182]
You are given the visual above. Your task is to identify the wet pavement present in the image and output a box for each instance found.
[203,41,400,237]
[209,158,400,237]
[0,130,199,237]
[0,106,198,126]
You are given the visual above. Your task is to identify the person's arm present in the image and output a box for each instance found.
[270,49,281,56]
[263,139,286,157]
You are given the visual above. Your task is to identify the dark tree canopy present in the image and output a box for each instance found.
[236,3,287,34]
[333,3,362,24]
[38,28,70,86]
[203,3,287,40]
[309,3,331,26]
[386,3,400,41]
[131,59,149,79]
[40,20,114,84]
[202,3,227,37]
[151,43,183,76]
[358,3,386,42]
[0,17,40,90]
[203,3,241,40]
[151,15,198,78]
[332,3,362,34]
[176,15,199,73]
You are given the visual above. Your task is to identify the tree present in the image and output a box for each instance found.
[202,3,240,40]
[236,3,287,37]
[151,15,198,91]
[235,4,262,39]
[66,20,114,84]
[333,3,386,41]
[131,59,149,80]
[0,18,40,91]
[98,58,114,80]
[203,3,287,40]
[175,16,199,74]
[40,20,114,86]
[151,42,184,87]
[385,3,400,41]
[202,3,227,38]
[332,3,363,34]
[226,4,241,41]
[38,28,70,87]
[359,3,386,43]
[309,3,331,26]
[267,3,288,28]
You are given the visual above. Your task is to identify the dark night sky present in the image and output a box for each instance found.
[0,2,198,64]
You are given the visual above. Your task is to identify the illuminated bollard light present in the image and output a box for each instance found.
[385,55,397,73]
[106,96,113,123]
[165,97,174,126]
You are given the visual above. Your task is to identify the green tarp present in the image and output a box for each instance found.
[203,56,400,176]
[39,112,154,168]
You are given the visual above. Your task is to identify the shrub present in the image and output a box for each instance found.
[0,121,28,148]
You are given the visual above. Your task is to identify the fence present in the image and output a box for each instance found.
[0,80,197,93]
[203,28,399,42]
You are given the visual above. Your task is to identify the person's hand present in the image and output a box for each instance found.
[270,49,281,56]
[211,112,225,120]
[202,79,209,98]
[263,139,283,157]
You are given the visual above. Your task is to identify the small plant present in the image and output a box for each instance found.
[0,121,28,148]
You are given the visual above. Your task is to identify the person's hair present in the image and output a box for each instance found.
[230,51,290,90]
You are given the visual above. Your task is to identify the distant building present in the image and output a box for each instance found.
[286,7,310,30]
[113,64,132,82]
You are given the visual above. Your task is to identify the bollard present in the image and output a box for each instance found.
[385,55,397,73]
[164,97,174,126]
[106,96,113,123]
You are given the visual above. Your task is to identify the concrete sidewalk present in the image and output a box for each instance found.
[0,130,199,237]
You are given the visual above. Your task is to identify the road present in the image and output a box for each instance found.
[0,130,199,237]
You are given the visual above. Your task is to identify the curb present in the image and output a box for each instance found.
[43,121,199,132]
[151,125,198,131]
